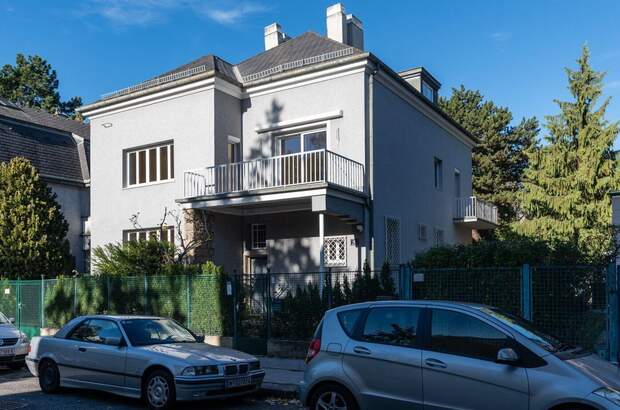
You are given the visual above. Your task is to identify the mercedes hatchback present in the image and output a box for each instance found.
[299,301,620,410]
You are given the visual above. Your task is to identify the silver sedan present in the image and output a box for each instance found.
[26,315,265,409]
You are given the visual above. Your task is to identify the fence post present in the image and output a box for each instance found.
[16,276,21,332]
[144,274,148,315]
[399,264,412,300]
[327,268,333,308]
[40,275,45,329]
[187,273,192,329]
[607,262,618,363]
[73,275,77,317]
[521,264,532,321]
[232,275,238,349]
[106,275,111,313]
[266,269,271,341]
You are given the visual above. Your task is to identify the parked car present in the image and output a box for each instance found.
[26,315,264,409]
[0,311,30,370]
[300,300,620,410]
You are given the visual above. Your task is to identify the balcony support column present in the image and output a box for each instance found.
[319,212,325,298]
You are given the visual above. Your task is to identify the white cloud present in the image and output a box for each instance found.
[80,0,266,27]
[490,31,512,42]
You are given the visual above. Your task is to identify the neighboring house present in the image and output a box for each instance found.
[0,97,91,272]
[79,3,497,274]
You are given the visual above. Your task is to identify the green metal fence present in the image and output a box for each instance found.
[0,274,232,338]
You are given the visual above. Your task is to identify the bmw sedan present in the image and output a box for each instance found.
[0,311,30,369]
[26,315,265,409]
[300,300,620,410]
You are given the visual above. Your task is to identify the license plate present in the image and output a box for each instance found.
[226,376,251,388]
[0,347,15,356]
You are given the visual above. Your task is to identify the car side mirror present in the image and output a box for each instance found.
[195,335,205,343]
[104,336,122,347]
[8,317,15,324]
[497,347,519,364]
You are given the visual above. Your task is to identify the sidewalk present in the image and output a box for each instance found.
[260,357,305,397]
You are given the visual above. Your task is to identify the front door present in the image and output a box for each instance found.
[343,306,424,410]
[422,308,529,410]
[65,318,127,387]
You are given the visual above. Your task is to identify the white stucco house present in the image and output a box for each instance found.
[0,98,91,272]
[79,3,497,274]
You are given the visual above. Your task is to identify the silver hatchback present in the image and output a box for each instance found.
[299,301,620,410]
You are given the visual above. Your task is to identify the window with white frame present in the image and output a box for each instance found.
[125,142,174,187]
[385,217,401,265]
[324,236,347,267]
[124,227,175,243]
[251,224,266,249]
[276,129,326,155]
[433,227,445,246]
[421,81,435,102]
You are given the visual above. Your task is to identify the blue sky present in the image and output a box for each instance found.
[2,0,620,146]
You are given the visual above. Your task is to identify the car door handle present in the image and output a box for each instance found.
[353,346,371,355]
[78,347,87,352]
[425,358,447,369]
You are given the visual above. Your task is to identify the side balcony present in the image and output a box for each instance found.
[454,196,499,229]
[179,149,367,220]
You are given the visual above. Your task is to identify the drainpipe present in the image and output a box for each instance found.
[319,212,325,298]
[366,64,377,269]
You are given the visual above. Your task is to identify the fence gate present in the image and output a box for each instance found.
[233,274,269,356]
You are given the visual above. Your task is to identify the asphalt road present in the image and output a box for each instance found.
[0,366,302,410]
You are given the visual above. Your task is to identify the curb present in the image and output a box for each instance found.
[259,384,299,399]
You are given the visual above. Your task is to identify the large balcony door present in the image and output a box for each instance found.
[276,130,326,186]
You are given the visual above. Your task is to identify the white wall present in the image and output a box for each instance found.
[371,77,474,267]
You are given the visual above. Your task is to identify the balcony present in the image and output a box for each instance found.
[454,196,499,229]
[183,149,365,201]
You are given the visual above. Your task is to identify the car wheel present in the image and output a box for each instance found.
[310,383,358,410]
[145,369,176,410]
[38,360,61,394]
[8,361,24,370]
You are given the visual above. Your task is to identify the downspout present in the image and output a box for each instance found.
[367,64,377,270]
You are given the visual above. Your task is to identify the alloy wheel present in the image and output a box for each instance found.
[316,391,348,410]
[147,375,169,408]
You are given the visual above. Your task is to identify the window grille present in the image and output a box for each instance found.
[385,217,401,265]
[324,236,347,267]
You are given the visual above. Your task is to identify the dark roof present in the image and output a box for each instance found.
[0,119,88,184]
[153,54,237,83]
[236,32,360,79]
[0,98,90,138]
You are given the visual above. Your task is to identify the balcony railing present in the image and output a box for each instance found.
[184,149,365,199]
[454,196,499,225]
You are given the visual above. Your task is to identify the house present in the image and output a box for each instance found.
[79,3,497,274]
[0,98,91,272]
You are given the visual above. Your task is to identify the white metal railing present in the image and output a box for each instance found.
[184,149,365,198]
[454,196,499,225]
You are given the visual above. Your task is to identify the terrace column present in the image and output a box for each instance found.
[319,212,325,297]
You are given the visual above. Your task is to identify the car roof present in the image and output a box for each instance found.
[329,300,491,312]
[77,314,167,321]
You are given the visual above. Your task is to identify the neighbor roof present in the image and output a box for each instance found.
[0,98,90,138]
[0,119,89,184]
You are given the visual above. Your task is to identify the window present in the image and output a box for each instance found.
[251,224,266,249]
[125,142,174,187]
[430,309,509,361]
[124,227,174,243]
[385,217,401,265]
[422,81,435,102]
[362,307,421,347]
[454,169,461,197]
[227,136,240,163]
[69,319,123,345]
[433,227,444,246]
[324,236,347,267]
[434,157,443,190]
[418,224,428,241]
[276,129,326,155]
[337,309,364,337]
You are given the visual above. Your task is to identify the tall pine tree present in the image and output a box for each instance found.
[440,87,538,226]
[515,46,619,260]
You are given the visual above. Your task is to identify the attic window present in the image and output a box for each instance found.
[421,81,435,102]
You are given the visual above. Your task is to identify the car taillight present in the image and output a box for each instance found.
[306,338,321,363]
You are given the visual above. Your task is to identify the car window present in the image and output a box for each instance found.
[337,309,363,337]
[69,319,122,344]
[121,318,196,346]
[430,309,508,361]
[361,307,420,347]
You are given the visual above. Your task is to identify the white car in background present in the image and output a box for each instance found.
[0,311,30,370]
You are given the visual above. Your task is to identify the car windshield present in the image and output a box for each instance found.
[121,318,197,346]
[0,312,9,325]
[479,307,571,353]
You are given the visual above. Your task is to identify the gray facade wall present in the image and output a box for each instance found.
[49,182,90,272]
[371,77,474,267]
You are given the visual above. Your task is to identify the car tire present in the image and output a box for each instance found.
[309,383,358,410]
[145,369,176,410]
[38,360,61,394]
[8,361,24,370]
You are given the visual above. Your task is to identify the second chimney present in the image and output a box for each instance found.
[264,23,287,51]
[326,3,364,49]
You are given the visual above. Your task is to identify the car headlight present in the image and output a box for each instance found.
[594,387,620,406]
[181,365,219,377]
[19,334,29,344]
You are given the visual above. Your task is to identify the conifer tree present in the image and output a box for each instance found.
[515,46,619,260]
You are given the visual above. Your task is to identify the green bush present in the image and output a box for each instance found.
[92,240,176,276]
